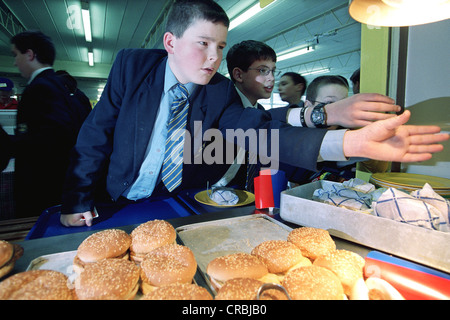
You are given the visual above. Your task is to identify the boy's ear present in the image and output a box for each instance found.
[232,67,243,83]
[163,32,175,54]
[26,49,36,61]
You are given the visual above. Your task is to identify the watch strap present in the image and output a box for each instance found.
[299,106,307,127]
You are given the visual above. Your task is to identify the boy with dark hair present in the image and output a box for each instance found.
[278,72,307,106]
[60,0,447,227]
[214,40,278,189]
[223,42,350,185]
[10,30,91,218]
[226,40,278,106]
[11,30,56,70]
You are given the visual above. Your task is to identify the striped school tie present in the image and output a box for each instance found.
[245,151,258,192]
[162,83,190,192]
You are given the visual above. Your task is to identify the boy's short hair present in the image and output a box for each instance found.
[305,75,349,102]
[166,0,229,38]
[226,40,277,83]
[11,30,56,66]
[350,68,360,84]
[281,72,307,96]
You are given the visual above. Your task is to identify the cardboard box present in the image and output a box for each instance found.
[280,180,450,273]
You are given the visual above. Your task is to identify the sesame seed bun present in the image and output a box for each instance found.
[206,253,268,290]
[0,241,24,279]
[74,258,140,300]
[141,283,213,300]
[0,240,14,279]
[73,229,131,274]
[214,278,263,300]
[313,249,365,296]
[0,241,13,267]
[0,270,74,300]
[251,240,311,275]
[130,220,176,263]
[287,227,336,261]
[140,244,197,295]
[282,265,345,300]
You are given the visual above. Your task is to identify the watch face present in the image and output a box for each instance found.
[312,109,324,124]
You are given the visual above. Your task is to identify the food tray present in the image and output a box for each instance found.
[26,250,78,278]
[25,215,291,298]
[176,214,292,294]
[280,181,450,274]
[26,249,205,299]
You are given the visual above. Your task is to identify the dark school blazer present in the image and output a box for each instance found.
[13,69,92,217]
[62,49,327,214]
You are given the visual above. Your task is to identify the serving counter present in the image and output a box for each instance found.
[11,206,369,277]
[5,192,450,300]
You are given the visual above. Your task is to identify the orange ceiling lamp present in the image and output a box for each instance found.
[349,0,450,27]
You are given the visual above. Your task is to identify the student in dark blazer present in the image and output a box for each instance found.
[60,0,448,227]
[10,31,91,218]
[0,125,11,172]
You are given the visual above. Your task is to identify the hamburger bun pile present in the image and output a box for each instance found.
[0,219,202,300]
[207,226,403,300]
[140,243,197,294]
[73,228,131,274]
[74,258,140,300]
[206,253,270,290]
[251,240,312,281]
[0,220,403,300]
[130,219,177,263]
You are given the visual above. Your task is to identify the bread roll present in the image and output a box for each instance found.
[287,227,336,261]
[282,265,345,300]
[130,219,176,263]
[313,249,365,296]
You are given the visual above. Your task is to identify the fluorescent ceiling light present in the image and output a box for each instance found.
[302,68,330,76]
[88,51,94,66]
[277,46,315,62]
[81,6,92,42]
[229,0,277,31]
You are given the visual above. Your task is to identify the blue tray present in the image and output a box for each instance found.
[25,196,192,240]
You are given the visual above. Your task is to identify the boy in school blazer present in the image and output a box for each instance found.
[61,0,448,227]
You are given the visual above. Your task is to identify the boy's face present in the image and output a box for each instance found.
[311,83,348,106]
[278,75,302,104]
[11,45,33,80]
[234,59,276,105]
[165,19,227,85]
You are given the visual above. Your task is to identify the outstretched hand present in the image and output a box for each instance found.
[326,93,402,128]
[343,110,449,162]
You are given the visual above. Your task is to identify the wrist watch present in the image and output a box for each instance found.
[310,103,328,128]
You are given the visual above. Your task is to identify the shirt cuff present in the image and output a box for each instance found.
[319,129,348,161]
[287,107,303,126]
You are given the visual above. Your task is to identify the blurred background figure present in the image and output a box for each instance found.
[350,68,360,94]
[0,77,18,109]
[278,72,307,106]
[10,30,91,218]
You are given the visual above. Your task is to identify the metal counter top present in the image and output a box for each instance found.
[11,206,370,276]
